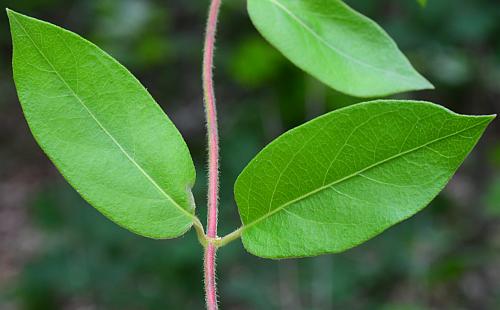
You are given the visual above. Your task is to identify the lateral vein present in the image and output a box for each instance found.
[242,118,490,230]
[12,15,194,221]
[265,0,417,83]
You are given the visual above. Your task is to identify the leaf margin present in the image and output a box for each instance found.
[247,0,435,97]
[234,99,495,258]
[7,8,198,239]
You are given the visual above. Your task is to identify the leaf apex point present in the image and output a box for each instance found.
[480,114,497,121]
[419,77,434,90]
[6,8,19,18]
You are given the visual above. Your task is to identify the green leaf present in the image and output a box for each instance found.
[235,100,494,258]
[247,0,434,97]
[8,9,197,239]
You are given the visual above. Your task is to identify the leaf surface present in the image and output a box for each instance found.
[8,10,196,239]
[235,100,494,258]
[247,0,433,97]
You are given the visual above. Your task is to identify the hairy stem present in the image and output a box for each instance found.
[203,0,222,309]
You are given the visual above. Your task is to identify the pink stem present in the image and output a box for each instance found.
[203,0,221,309]
[204,244,218,310]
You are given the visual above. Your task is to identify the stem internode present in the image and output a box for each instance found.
[202,0,222,309]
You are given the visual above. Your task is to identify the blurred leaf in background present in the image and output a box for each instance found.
[485,177,500,216]
[417,0,428,8]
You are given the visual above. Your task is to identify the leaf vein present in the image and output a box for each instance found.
[242,118,491,230]
[11,14,194,221]
[265,0,417,83]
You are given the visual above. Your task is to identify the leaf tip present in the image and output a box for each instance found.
[477,113,497,122]
[416,74,434,91]
[6,8,16,17]
[6,8,17,30]
[472,113,496,130]
[6,8,22,23]
[6,9,30,23]
[6,8,23,37]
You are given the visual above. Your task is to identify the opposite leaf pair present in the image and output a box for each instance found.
[7,0,494,262]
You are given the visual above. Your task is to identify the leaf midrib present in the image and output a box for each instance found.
[242,118,490,230]
[264,0,418,83]
[12,14,194,221]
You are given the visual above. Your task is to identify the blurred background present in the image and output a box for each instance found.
[0,0,499,309]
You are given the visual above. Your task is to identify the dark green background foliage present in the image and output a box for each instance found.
[0,0,498,309]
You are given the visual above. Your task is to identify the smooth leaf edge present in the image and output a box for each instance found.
[235,99,495,258]
[7,8,198,239]
[247,0,435,98]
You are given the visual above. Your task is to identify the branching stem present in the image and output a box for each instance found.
[202,0,222,309]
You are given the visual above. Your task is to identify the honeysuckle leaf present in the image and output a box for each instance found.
[247,0,434,97]
[8,9,197,239]
[235,100,494,258]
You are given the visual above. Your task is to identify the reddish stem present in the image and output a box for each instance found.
[204,244,218,310]
[203,0,222,309]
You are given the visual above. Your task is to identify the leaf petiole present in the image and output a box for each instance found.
[212,227,243,248]
[195,225,243,249]
[193,217,208,247]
